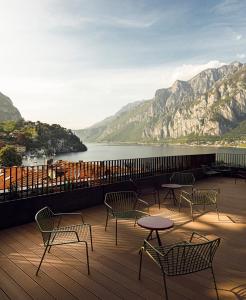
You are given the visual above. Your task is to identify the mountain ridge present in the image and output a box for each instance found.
[0,92,22,122]
[76,61,246,143]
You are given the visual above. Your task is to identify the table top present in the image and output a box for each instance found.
[137,216,174,230]
[161,183,182,189]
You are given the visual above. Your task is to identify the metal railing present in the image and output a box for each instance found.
[0,153,216,202]
[216,153,246,168]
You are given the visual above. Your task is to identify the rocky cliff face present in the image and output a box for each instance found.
[76,62,246,142]
[0,92,22,122]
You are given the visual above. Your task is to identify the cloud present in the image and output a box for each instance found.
[237,53,245,59]
[47,14,157,30]
[236,34,242,40]
[105,16,157,28]
[213,0,244,14]
[167,61,225,84]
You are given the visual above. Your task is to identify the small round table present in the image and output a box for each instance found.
[137,216,174,246]
[161,183,182,205]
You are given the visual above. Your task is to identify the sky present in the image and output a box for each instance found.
[0,0,245,129]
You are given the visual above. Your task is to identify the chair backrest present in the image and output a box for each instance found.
[170,172,195,186]
[35,206,54,245]
[130,178,156,194]
[153,238,220,276]
[104,191,138,212]
[181,189,219,205]
[192,189,219,205]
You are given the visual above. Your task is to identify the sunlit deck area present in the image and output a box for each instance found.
[0,176,245,300]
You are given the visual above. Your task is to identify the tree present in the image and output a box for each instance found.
[2,121,16,133]
[0,145,22,167]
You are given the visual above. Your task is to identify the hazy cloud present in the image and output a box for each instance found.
[213,0,245,14]
[237,53,246,59]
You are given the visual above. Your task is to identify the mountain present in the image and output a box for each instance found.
[0,92,22,122]
[0,120,87,155]
[76,62,246,142]
[0,92,87,154]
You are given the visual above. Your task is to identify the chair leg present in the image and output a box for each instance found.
[178,197,182,212]
[211,266,219,300]
[138,248,143,280]
[191,204,194,221]
[89,225,93,251]
[105,211,109,231]
[157,190,160,208]
[84,241,90,275]
[171,189,176,205]
[216,204,219,220]
[162,273,169,300]
[157,191,160,209]
[153,192,156,204]
[48,226,60,252]
[36,244,49,276]
[115,218,118,246]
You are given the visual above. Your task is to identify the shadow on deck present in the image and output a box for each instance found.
[0,177,245,300]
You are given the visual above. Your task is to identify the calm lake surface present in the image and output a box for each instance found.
[23,143,246,166]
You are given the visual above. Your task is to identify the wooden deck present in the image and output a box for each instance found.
[0,177,246,300]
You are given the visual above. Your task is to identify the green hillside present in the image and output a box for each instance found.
[0,120,87,155]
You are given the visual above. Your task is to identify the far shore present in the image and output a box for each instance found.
[83,141,246,149]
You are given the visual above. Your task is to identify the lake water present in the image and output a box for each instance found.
[22,143,246,166]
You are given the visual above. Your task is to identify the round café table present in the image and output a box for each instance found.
[161,183,182,205]
[137,216,174,246]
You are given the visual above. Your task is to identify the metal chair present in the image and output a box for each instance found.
[104,191,149,245]
[160,172,195,205]
[139,232,220,300]
[35,206,93,275]
[130,178,160,208]
[179,188,220,221]
[170,172,195,189]
[201,165,221,177]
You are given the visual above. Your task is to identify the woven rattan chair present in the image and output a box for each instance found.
[35,206,93,275]
[179,188,220,221]
[139,232,220,300]
[104,191,149,245]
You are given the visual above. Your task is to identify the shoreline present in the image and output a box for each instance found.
[84,141,246,149]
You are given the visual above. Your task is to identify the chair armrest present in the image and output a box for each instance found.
[189,232,210,243]
[180,191,192,204]
[136,198,150,213]
[143,239,164,257]
[104,201,113,212]
[53,212,84,223]
[137,198,149,207]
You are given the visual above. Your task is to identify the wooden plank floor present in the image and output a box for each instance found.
[0,177,246,300]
